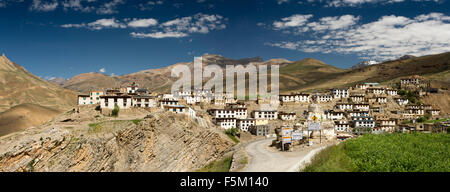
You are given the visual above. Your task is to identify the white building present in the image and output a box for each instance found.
[253,110,278,120]
[89,90,104,104]
[209,109,236,119]
[401,78,420,85]
[215,118,237,129]
[394,98,409,105]
[331,89,349,99]
[348,111,369,118]
[367,88,385,95]
[336,103,353,111]
[159,99,179,108]
[325,110,345,120]
[350,95,365,103]
[386,89,398,96]
[279,112,296,121]
[376,97,387,104]
[426,109,441,116]
[316,94,333,103]
[132,96,157,108]
[353,103,370,111]
[334,120,350,132]
[280,93,310,103]
[100,95,132,109]
[237,119,255,132]
[78,95,90,105]
[126,82,139,94]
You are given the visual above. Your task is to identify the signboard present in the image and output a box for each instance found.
[282,136,292,143]
[292,131,303,140]
[308,122,321,131]
[281,127,292,143]
[312,115,318,121]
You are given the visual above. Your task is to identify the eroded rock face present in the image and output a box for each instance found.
[0,112,233,172]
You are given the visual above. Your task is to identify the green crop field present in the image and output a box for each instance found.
[303,133,450,172]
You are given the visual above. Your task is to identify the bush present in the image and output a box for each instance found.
[417,116,427,123]
[111,104,120,117]
[424,113,431,120]
[225,127,238,136]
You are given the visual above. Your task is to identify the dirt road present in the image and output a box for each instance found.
[240,138,330,172]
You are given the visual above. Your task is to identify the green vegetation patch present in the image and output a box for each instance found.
[304,133,450,172]
[225,128,240,144]
[197,154,234,172]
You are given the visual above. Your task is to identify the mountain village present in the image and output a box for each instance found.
[77,75,449,150]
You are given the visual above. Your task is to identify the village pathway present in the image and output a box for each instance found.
[240,138,331,172]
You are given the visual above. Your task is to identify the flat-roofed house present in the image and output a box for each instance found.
[376,119,396,133]
[376,97,387,104]
[395,98,409,105]
[100,95,132,109]
[233,108,248,119]
[78,95,90,105]
[132,96,156,108]
[348,111,369,118]
[334,120,350,132]
[279,112,296,121]
[331,88,349,99]
[426,109,441,116]
[386,89,398,96]
[253,110,278,120]
[350,95,365,103]
[366,88,385,95]
[325,110,345,120]
[336,103,353,111]
[237,119,255,132]
[208,109,236,119]
[126,82,139,94]
[159,99,179,108]
[89,90,104,104]
[214,118,236,129]
[354,103,370,111]
[316,94,333,103]
[249,125,270,136]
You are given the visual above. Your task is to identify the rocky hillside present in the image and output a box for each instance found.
[0,54,77,112]
[0,109,233,172]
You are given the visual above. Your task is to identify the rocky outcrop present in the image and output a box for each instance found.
[0,112,233,172]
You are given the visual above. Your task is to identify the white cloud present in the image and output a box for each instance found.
[61,18,126,30]
[30,0,58,12]
[277,0,290,4]
[307,0,441,7]
[267,13,450,60]
[273,14,313,29]
[99,68,106,73]
[132,13,227,39]
[130,31,188,39]
[96,0,124,14]
[127,18,158,28]
[61,13,227,39]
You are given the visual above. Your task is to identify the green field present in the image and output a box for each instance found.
[303,133,450,172]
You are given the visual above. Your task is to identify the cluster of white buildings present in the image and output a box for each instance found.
[78,82,197,119]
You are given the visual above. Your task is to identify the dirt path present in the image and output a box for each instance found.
[240,138,331,172]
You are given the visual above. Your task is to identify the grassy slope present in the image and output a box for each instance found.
[196,153,234,172]
[303,133,450,172]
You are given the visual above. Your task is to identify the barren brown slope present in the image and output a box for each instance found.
[61,54,282,93]
[0,103,61,137]
[0,54,77,112]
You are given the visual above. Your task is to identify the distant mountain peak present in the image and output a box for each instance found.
[351,60,381,69]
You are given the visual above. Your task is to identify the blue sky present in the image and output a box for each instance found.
[0,0,449,80]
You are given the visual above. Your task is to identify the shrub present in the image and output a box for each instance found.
[111,104,120,117]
